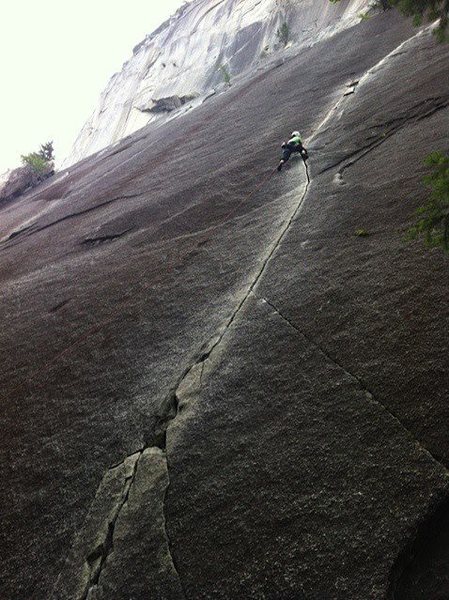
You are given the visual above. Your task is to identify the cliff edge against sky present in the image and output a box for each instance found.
[65,0,369,166]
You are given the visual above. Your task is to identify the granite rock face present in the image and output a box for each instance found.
[1,6,449,600]
[0,164,53,203]
[65,0,370,166]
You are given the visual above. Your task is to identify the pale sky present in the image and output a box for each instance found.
[0,0,187,174]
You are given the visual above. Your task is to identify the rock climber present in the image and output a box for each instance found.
[277,131,308,171]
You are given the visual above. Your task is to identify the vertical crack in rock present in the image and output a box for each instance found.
[74,159,306,597]
[53,33,438,590]
[155,160,312,593]
[99,447,187,600]
[259,295,449,474]
[143,166,308,437]
[52,452,142,599]
[82,454,142,599]
[54,447,187,599]
[186,160,311,368]
[155,158,312,430]
[161,449,189,600]
[56,39,430,586]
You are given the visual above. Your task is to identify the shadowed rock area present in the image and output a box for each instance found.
[1,6,449,600]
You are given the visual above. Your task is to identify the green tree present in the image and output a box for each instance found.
[393,0,449,41]
[330,0,449,40]
[21,152,50,174]
[407,152,449,251]
[38,141,54,162]
[21,140,55,175]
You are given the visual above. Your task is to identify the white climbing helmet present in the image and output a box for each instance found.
[291,130,300,137]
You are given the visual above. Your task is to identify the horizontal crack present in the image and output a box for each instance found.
[6,224,35,241]
[260,295,449,474]
[33,194,141,235]
[49,299,71,313]
[318,97,449,178]
[1,194,143,253]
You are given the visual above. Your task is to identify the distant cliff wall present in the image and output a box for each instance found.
[65,0,370,166]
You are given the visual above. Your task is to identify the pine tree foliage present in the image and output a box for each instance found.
[407,152,449,251]
[38,141,54,162]
[21,153,50,174]
[21,141,54,174]
[330,0,449,40]
[393,0,449,41]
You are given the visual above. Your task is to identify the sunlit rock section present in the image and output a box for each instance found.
[65,0,370,166]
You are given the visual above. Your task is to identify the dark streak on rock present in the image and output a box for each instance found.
[81,229,133,247]
[49,299,71,313]
[7,225,35,241]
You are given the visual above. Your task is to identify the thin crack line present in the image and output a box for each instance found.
[155,160,312,597]
[161,451,188,600]
[199,361,205,388]
[192,161,311,364]
[82,451,143,599]
[158,160,312,413]
[260,294,449,473]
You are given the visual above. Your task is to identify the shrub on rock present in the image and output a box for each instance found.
[0,141,55,203]
[407,152,449,251]
[330,0,449,40]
